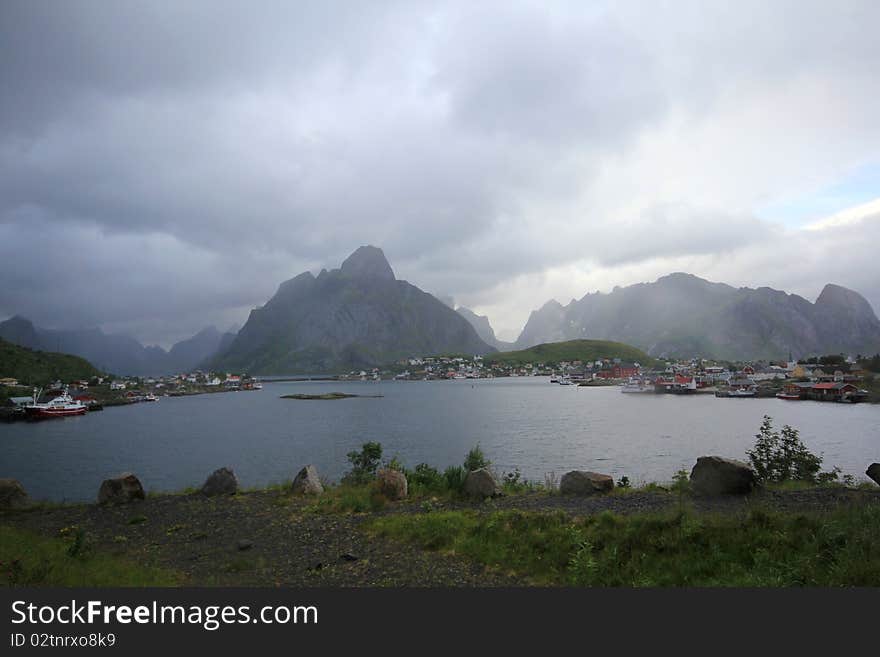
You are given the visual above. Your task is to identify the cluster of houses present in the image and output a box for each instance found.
[361,352,874,403]
[8,371,261,404]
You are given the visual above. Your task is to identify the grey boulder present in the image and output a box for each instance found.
[0,478,29,509]
[292,465,324,495]
[377,468,407,500]
[463,468,502,499]
[690,456,756,495]
[97,473,145,505]
[559,471,614,495]
[201,467,238,496]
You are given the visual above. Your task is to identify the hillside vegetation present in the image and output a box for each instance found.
[487,339,653,366]
[0,337,101,386]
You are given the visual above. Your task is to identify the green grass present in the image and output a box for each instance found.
[487,339,655,368]
[367,504,880,586]
[305,483,388,513]
[0,525,181,586]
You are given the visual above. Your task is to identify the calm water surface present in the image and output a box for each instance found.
[2,378,878,502]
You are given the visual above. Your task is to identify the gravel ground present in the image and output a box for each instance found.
[4,486,879,586]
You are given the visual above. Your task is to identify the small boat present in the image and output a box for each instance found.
[728,387,756,398]
[775,392,801,400]
[24,387,88,418]
[143,393,158,402]
[558,375,573,385]
[621,377,655,393]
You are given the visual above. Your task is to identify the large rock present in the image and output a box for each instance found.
[97,473,145,505]
[201,467,238,496]
[867,463,880,486]
[376,468,407,500]
[291,465,324,495]
[690,456,756,495]
[559,471,614,496]
[0,478,29,509]
[463,468,502,499]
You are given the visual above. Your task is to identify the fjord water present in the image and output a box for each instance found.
[2,378,879,502]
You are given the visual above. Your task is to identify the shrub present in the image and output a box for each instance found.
[343,442,383,484]
[409,463,443,490]
[746,416,823,483]
[464,445,490,472]
[385,455,406,473]
[443,466,466,492]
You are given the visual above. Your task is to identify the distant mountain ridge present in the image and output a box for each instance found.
[0,316,235,376]
[210,246,495,374]
[455,306,515,351]
[515,273,880,360]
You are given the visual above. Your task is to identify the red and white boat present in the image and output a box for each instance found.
[25,387,88,418]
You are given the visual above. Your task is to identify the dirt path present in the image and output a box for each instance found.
[4,487,879,586]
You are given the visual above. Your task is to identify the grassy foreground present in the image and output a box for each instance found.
[0,525,180,586]
[367,504,880,586]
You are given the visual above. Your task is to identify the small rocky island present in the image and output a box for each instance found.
[280,392,384,400]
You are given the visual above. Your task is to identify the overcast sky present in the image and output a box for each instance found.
[2,1,880,346]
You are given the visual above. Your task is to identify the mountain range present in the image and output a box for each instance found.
[0,316,235,376]
[513,273,880,360]
[4,252,880,373]
[209,246,495,374]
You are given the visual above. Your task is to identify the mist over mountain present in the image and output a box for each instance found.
[456,306,514,351]
[210,246,495,374]
[515,273,880,360]
[0,316,234,376]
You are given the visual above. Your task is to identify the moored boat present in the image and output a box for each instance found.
[621,377,654,393]
[24,387,88,418]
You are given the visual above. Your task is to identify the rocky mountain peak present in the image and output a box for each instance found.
[339,245,395,281]
[815,283,878,320]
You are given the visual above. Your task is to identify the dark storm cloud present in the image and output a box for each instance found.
[1,0,879,342]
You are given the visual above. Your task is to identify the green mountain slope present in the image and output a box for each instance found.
[0,337,102,386]
[488,339,653,367]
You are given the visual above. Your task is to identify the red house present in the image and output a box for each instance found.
[596,363,640,379]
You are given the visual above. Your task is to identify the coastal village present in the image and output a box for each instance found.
[2,348,878,422]
[366,351,876,403]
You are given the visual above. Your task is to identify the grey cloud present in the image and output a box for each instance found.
[1,1,879,344]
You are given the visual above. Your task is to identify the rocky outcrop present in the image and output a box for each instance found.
[0,478,29,509]
[559,471,614,495]
[690,457,756,495]
[867,463,880,486]
[201,467,238,496]
[515,273,880,360]
[456,306,514,351]
[97,473,145,504]
[211,246,495,374]
[463,468,502,499]
[376,468,408,500]
[292,465,324,495]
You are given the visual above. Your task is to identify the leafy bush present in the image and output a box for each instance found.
[746,416,823,483]
[384,455,405,473]
[408,463,440,487]
[343,442,383,484]
[464,445,490,472]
